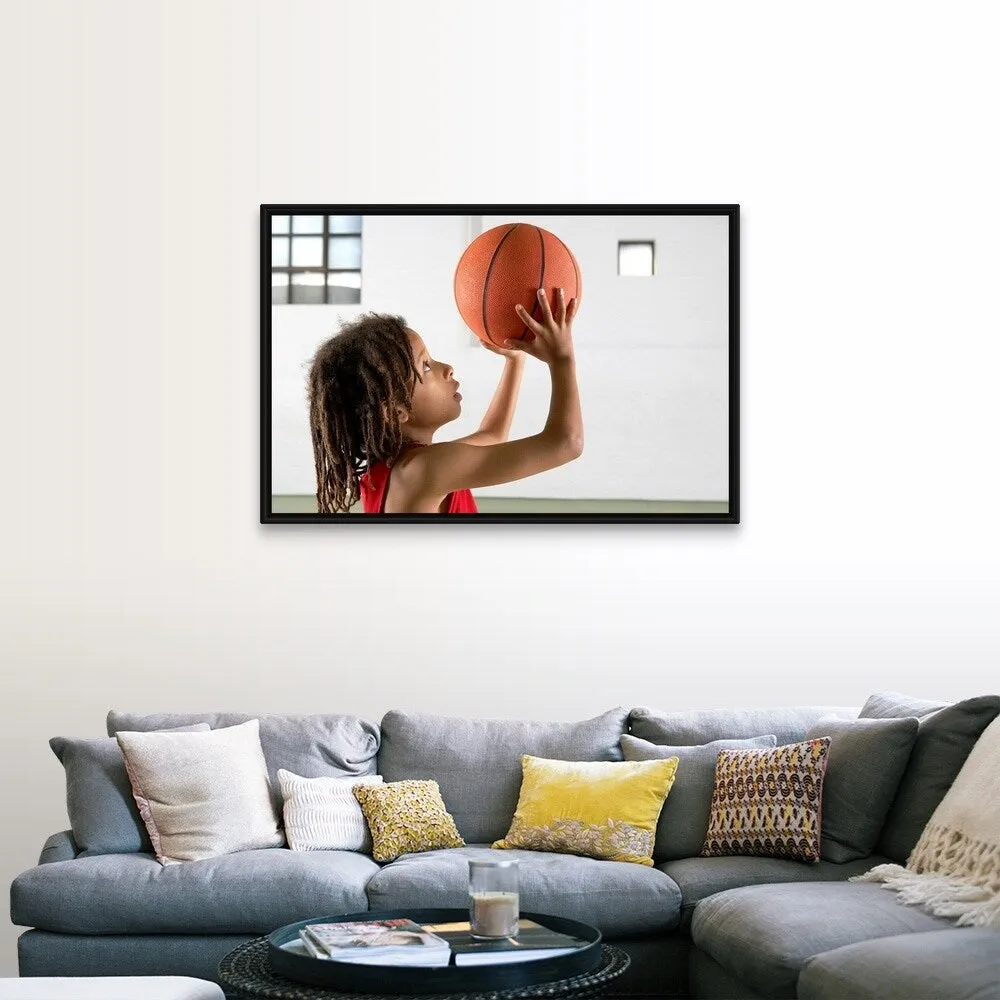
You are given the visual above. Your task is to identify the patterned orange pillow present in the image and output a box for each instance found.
[701,738,831,863]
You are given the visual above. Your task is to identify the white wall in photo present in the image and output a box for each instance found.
[271,213,729,501]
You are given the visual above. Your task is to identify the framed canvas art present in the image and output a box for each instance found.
[261,204,739,523]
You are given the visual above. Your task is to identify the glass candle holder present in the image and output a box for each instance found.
[468,858,519,939]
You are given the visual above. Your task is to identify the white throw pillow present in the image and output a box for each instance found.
[278,769,384,852]
[116,719,284,865]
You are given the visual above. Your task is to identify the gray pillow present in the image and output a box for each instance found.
[859,693,1000,862]
[804,715,919,863]
[50,724,209,856]
[859,692,948,719]
[378,708,629,844]
[106,711,381,815]
[628,705,858,747]
[620,734,777,862]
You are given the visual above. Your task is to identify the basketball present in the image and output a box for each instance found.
[454,223,583,348]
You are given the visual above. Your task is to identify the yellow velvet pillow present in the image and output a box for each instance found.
[353,779,465,863]
[492,754,678,865]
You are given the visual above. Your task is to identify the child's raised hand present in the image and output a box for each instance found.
[479,338,523,361]
[507,287,577,365]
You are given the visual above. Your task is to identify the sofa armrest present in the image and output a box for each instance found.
[39,830,78,865]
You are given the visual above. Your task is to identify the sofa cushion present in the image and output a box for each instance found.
[628,705,857,747]
[107,712,380,817]
[377,708,629,844]
[364,844,682,938]
[860,691,949,718]
[859,693,1000,862]
[10,848,378,934]
[39,830,78,865]
[49,725,210,858]
[803,715,919,863]
[660,854,888,932]
[797,928,1000,1000]
[690,882,955,999]
[620,735,777,862]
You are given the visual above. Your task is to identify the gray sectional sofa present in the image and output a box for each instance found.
[10,694,1000,999]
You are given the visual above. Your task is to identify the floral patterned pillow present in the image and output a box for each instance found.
[353,779,464,862]
[492,754,678,866]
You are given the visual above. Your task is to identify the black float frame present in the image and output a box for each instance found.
[260,204,740,525]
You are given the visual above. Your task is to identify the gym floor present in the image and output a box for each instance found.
[271,496,728,515]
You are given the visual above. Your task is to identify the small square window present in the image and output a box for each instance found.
[327,271,361,304]
[291,215,324,234]
[619,240,655,276]
[271,272,289,304]
[290,271,326,304]
[328,215,362,234]
[328,236,362,268]
[290,236,324,268]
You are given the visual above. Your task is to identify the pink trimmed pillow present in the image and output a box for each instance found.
[116,719,284,864]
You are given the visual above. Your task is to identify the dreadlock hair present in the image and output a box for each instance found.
[307,311,419,513]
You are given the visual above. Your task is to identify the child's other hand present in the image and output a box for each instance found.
[508,287,577,365]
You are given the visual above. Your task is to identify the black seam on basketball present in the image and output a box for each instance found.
[483,224,520,346]
[551,231,580,310]
[531,224,546,330]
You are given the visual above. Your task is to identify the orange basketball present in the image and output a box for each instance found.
[454,223,583,348]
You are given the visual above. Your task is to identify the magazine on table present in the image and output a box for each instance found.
[298,918,451,967]
[297,933,328,960]
[420,918,589,966]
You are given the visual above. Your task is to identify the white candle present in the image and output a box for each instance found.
[469,890,519,938]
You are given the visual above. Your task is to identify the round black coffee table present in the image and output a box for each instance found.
[266,910,605,994]
[218,937,630,1000]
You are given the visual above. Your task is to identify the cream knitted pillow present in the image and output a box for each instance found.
[116,719,284,865]
[277,769,383,852]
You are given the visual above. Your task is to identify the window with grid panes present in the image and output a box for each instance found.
[271,215,362,304]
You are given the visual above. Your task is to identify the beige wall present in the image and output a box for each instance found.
[2,0,998,978]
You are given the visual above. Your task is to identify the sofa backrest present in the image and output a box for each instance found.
[106,711,380,815]
[628,705,859,747]
[377,707,630,844]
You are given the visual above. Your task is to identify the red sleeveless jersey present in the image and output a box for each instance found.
[359,444,478,514]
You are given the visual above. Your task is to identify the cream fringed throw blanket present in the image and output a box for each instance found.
[851,714,1000,928]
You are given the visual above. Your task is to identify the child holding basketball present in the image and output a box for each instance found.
[307,286,582,514]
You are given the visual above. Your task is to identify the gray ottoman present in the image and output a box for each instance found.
[0,978,224,999]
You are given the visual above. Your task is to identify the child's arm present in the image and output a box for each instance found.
[401,287,582,494]
[451,352,525,446]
